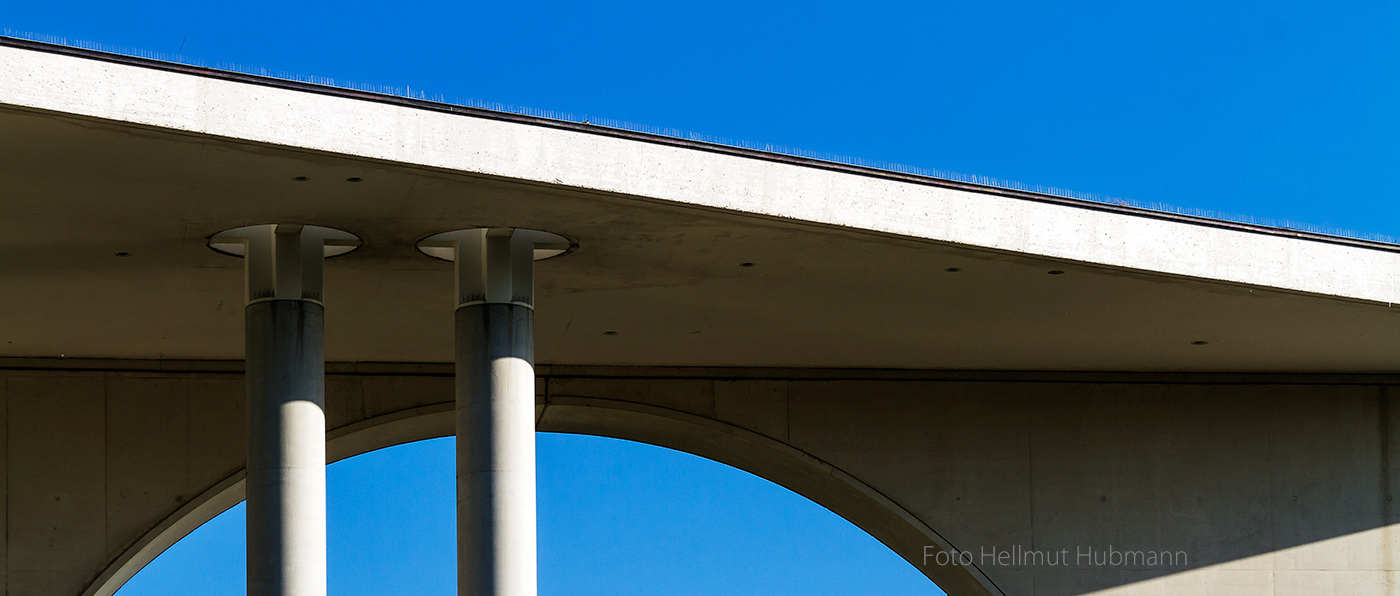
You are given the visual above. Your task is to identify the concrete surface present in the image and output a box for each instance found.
[244,301,327,596]
[456,304,538,596]
[0,361,1394,596]
[3,39,1397,308]
[4,54,1400,370]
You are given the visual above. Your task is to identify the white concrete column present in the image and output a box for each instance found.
[210,224,360,596]
[419,228,570,596]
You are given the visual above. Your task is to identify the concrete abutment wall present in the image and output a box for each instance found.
[1,361,1396,596]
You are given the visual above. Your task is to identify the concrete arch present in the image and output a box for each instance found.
[83,396,1001,596]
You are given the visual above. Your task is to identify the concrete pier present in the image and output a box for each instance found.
[212,224,360,596]
[245,300,327,596]
[420,228,569,596]
[456,303,536,596]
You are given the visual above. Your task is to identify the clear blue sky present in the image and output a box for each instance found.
[119,436,935,595]
[5,1,1397,594]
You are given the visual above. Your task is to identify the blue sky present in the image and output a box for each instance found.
[117,436,936,595]
[5,1,1398,594]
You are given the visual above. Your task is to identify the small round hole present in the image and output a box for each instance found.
[346,177,364,183]
[945,267,961,273]
[1191,340,1208,345]
[602,331,618,336]
[739,262,755,268]
[292,176,310,182]
[1047,270,1065,275]
[114,252,131,257]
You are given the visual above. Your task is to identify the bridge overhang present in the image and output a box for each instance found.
[3,37,1400,372]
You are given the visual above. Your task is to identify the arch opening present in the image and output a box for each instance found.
[116,434,939,595]
[91,397,994,596]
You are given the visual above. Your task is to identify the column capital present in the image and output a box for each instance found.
[210,224,361,305]
[417,228,572,309]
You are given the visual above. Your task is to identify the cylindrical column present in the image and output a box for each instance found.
[246,300,327,596]
[457,303,536,596]
[418,227,570,596]
[209,224,360,596]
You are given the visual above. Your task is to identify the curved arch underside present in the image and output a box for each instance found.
[87,389,997,596]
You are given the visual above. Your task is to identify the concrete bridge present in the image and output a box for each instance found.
[3,36,1400,596]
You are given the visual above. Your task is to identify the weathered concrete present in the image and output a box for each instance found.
[457,305,537,596]
[230,223,355,596]
[245,301,327,596]
[6,39,1400,374]
[0,361,1391,596]
[2,40,1395,307]
[435,227,565,596]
